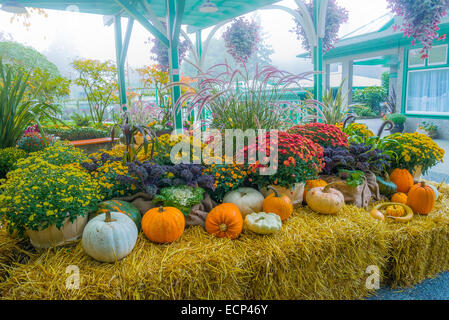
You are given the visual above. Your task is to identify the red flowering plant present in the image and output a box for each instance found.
[17,125,57,153]
[239,131,324,189]
[288,123,348,148]
[388,0,449,59]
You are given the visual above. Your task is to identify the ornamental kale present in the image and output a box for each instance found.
[153,185,205,216]
[322,143,390,176]
[116,161,215,198]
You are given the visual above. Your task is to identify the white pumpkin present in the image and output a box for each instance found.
[245,212,282,235]
[223,188,265,218]
[306,184,345,215]
[82,212,138,263]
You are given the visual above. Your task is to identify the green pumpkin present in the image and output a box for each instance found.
[376,176,397,197]
[92,200,142,230]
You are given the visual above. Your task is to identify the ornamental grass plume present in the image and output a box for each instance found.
[170,63,315,131]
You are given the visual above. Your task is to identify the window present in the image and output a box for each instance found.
[406,68,449,114]
[408,49,425,67]
[428,45,448,66]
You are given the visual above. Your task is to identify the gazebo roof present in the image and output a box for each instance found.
[4,0,280,29]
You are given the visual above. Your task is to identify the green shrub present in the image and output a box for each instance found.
[0,147,27,179]
[71,113,91,127]
[353,86,387,115]
[44,127,108,141]
[387,113,407,125]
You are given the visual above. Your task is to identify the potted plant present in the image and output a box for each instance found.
[0,157,102,248]
[385,113,407,134]
[242,131,324,206]
[417,121,438,139]
[381,132,445,179]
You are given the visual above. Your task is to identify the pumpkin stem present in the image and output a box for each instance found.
[323,182,341,193]
[420,181,426,188]
[219,224,228,232]
[158,206,165,213]
[268,186,281,198]
[104,212,116,223]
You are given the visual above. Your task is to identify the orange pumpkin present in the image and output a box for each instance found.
[391,192,408,204]
[205,203,243,239]
[389,169,414,193]
[407,182,436,215]
[141,207,185,243]
[303,179,328,202]
[263,187,294,221]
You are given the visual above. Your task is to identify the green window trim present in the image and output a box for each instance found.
[402,43,449,119]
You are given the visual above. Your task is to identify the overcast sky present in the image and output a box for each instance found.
[0,0,391,72]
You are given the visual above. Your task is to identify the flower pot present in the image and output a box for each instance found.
[416,128,437,139]
[412,165,423,180]
[260,183,305,206]
[391,123,404,134]
[26,215,88,249]
[155,130,172,137]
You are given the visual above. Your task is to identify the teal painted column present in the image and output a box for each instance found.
[114,15,128,110]
[196,30,207,131]
[167,0,183,130]
[313,0,323,103]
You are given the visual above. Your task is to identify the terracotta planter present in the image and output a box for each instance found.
[26,215,88,249]
[261,183,305,206]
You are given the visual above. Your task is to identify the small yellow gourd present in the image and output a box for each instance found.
[386,205,405,217]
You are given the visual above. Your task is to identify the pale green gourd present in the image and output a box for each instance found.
[82,212,138,263]
[245,212,282,235]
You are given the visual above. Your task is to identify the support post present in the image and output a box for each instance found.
[324,63,331,92]
[196,30,207,131]
[114,15,128,110]
[313,0,323,102]
[342,60,354,105]
[167,0,184,130]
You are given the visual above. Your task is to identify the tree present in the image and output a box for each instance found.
[71,59,119,125]
[0,41,70,103]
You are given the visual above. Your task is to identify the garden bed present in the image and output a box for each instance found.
[0,182,448,300]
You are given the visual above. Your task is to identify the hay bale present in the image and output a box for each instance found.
[382,181,449,288]
[0,208,389,300]
[239,206,389,299]
[0,227,31,281]
[0,182,448,299]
